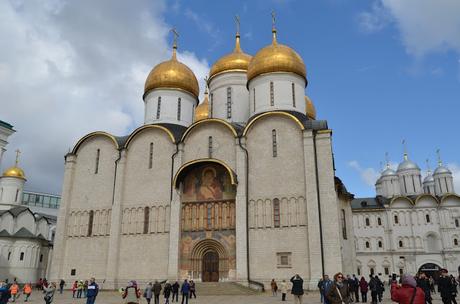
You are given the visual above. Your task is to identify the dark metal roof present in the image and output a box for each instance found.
[335,176,354,200]
[0,229,10,236]
[114,135,129,148]
[13,227,36,238]
[351,197,387,210]
[246,110,328,131]
[157,123,188,142]
[0,119,14,130]
[7,206,31,217]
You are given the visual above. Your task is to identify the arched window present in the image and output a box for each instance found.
[370,268,375,275]
[270,81,274,106]
[273,198,280,228]
[365,241,370,249]
[156,96,161,119]
[378,241,383,248]
[95,149,100,174]
[394,215,399,224]
[341,209,347,239]
[291,83,296,107]
[426,214,430,223]
[365,218,370,226]
[88,210,94,237]
[149,142,153,169]
[377,217,382,226]
[455,219,459,227]
[399,240,403,248]
[210,93,214,117]
[226,87,232,119]
[143,207,150,234]
[454,238,458,246]
[20,252,24,261]
[272,130,277,157]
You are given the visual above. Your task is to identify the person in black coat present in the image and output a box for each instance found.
[438,269,454,304]
[416,273,432,304]
[291,274,304,304]
[171,281,180,303]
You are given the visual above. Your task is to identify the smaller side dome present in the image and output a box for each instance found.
[194,89,210,121]
[381,167,397,177]
[305,96,316,120]
[434,166,451,175]
[423,172,434,183]
[397,154,420,172]
[2,166,26,179]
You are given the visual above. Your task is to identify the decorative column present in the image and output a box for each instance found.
[49,153,76,281]
[302,130,323,289]
[235,137,248,284]
[105,149,127,289]
[167,144,183,280]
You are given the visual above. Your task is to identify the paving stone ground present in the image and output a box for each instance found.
[14,289,445,304]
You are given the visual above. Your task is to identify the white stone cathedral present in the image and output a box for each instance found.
[352,153,460,278]
[50,25,358,289]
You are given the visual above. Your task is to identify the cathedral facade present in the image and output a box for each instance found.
[50,26,356,289]
[352,155,460,278]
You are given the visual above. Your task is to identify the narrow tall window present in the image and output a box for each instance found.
[210,93,214,117]
[455,219,459,227]
[399,240,403,247]
[341,209,347,239]
[95,149,100,174]
[177,98,181,120]
[365,241,370,249]
[272,129,277,157]
[156,96,161,119]
[226,87,232,119]
[270,81,274,106]
[384,267,389,275]
[39,254,43,263]
[394,215,399,224]
[149,143,153,169]
[7,252,11,260]
[377,217,382,226]
[20,252,24,261]
[273,198,280,228]
[412,176,416,192]
[143,207,150,234]
[88,210,94,237]
[15,189,19,202]
[403,176,408,193]
[208,136,213,158]
[207,205,212,229]
[378,241,383,248]
[445,178,449,192]
[454,239,459,246]
[365,218,370,226]
[253,88,256,111]
[291,83,296,107]
[426,214,430,223]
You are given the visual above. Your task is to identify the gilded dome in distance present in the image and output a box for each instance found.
[305,95,316,120]
[194,88,210,121]
[144,42,199,98]
[2,150,26,180]
[209,33,252,81]
[247,28,306,83]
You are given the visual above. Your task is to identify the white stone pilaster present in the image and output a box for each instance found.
[105,149,127,289]
[302,130,323,289]
[167,144,183,280]
[50,154,76,281]
[235,138,248,283]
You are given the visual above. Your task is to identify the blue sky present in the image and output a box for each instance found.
[1,0,459,196]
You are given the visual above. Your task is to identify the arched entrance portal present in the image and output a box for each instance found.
[177,161,237,281]
[202,251,219,282]
[418,263,442,280]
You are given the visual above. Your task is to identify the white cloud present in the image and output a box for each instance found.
[447,163,460,194]
[0,0,209,194]
[348,160,381,187]
[359,0,460,57]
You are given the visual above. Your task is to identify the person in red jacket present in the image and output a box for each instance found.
[391,274,425,304]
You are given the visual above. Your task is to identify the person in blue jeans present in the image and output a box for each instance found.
[86,278,99,304]
[180,280,190,304]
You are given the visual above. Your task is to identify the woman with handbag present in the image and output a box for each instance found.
[326,272,351,304]
[43,282,56,304]
[391,274,425,304]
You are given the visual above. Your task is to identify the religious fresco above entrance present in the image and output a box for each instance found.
[182,164,236,202]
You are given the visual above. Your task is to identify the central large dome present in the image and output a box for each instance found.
[247,30,306,83]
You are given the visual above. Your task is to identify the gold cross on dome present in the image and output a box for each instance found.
[171,27,179,48]
[15,149,21,166]
[235,15,240,35]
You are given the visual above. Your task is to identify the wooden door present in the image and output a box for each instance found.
[202,251,219,282]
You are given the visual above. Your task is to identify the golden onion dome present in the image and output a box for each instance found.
[209,34,252,81]
[247,29,306,83]
[144,45,199,98]
[305,95,316,120]
[194,89,210,121]
[2,166,26,180]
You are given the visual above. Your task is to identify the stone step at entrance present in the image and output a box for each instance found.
[193,282,259,296]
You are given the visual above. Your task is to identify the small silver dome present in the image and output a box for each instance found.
[397,154,420,172]
[381,168,397,177]
[433,165,451,175]
[423,173,434,183]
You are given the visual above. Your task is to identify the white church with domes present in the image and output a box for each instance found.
[49,18,460,290]
[50,22,356,290]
